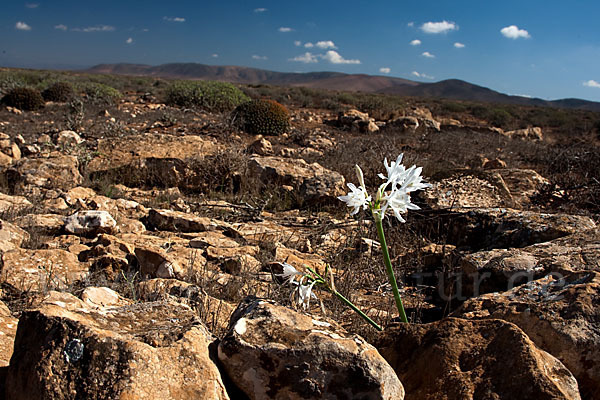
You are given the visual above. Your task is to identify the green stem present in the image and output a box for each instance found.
[332,289,383,331]
[374,214,409,323]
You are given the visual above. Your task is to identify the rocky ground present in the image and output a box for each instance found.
[0,87,598,399]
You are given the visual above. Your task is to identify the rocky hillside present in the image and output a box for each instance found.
[0,72,599,399]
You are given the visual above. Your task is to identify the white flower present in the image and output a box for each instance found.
[298,280,317,310]
[276,262,303,285]
[338,165,371,215]
[380,186,420,223]
[378,154,406,186]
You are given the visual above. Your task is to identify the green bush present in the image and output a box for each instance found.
[165,80,249,112]
[79,82,122,104]
[232,99,291,136]
[42,81,75,102]
[1,87,45,110]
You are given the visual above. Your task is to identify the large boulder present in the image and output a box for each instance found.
[374,318,580,400]
[218,297,404,399]
[248,156,346,206]
[64,210,118,236]
[5,153,82,191]
[6,291,229,399]
[454,271,600,399]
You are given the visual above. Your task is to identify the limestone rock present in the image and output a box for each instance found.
[6,153,82,191]
[0,249,88,292]
[0,300,18,367]
[423,173,513,209]
[247,136,273,155]
[218,297,404,399]
[134,245,182,279]
[145,208,237,234]
[248,156,346,206]
[387,116,419,132]
[64,210,118,236]
[0,219,29,251]
[454,271,600,399]
[81,287,132,309]
[337,109,380,133]
[0,192,32,214]
[375,318,580,400]
[505,126,543,140]
[56,130,84,147]
[13,213,65,236]
[6,292,229,399]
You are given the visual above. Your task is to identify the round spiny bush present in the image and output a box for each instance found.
[1,87,45,111]
[165,80,249,112]
[42,81,75,102]
[232,99,291,136]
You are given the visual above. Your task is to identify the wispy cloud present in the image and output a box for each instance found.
[379,67,391,74]
[163,16,185,22]
[254,8,267,13]
[126,37,133,44]
[421,21,458,34]
[315,40,336,49]
[25,3,39,8]
[583,80,600,88]
[15,21,32,31]
[304,42,314,48]
[252,54,268,60]
[294,40,302,46]
[454,42,465,48]
[500,25,530,39]
[410,39,421,46]
[289,52,318,63]
[412,71,434,79]
[278,27,293,32]
[211,53,219,58]
[407,22,414,27]
[422,51,435,58]
[54,24,67,31]
[322,50,360,64]
[73,25,115,32]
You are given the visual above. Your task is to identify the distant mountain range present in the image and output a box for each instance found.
[86,63,600,112]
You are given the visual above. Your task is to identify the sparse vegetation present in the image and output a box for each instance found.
[232,99,291,136]
[79,82,122,104]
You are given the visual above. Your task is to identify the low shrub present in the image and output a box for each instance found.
[165,80,249,112]
[79,82,122,104]
[1,87,45,110]
[231,99,291,136]
[42,81,75,102]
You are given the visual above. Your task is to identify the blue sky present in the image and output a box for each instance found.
[2,0,600,102]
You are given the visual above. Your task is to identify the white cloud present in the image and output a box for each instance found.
[583,80,600,88]
[321,50,360,64]
[412,71,434,79]
[304,42,314,48]
[422,51,435,58]
[500,25,530,39]
[254,8,267,13]
[289,52,318,63]
[421,21,458,34]
[15,21,31,31]
[379,67,391,74]
[126,37,133,44]
[294,40,302,46]
[25,3,39,8]
[454,42,465,48]
[54,24,67,31]
[410,39,421,46]
[163,16,185,22]
[407,22,414,27]
[211,53,219,58]
[73,25,115,32]
[252,54,268,60]
[315,40,336,49]
[278,27,293,32]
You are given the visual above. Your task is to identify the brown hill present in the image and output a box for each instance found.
[86,63,600,111]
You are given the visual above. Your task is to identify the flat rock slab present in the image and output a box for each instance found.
[0,219,29,251]
[0,300,18,366]
[454,271,600,399]
[7,153,82,191]
[218,297,404,399]
[1,249,88,292]
[6,291,229,400]
[374,317,580,400]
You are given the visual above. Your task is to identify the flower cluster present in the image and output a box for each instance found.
[277,263,318,310]
[338,154,430,222]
